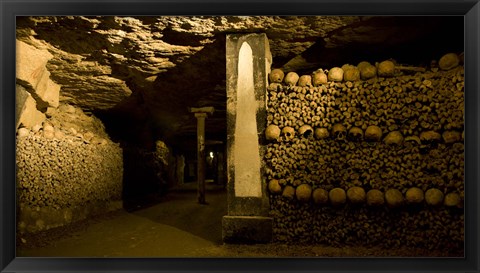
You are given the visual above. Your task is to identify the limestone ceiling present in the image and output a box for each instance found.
[16,16,463,149]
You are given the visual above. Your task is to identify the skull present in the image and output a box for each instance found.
[383,131,404,145]
[284,72,300,86]
[341,64,360,82]
[377,60,395,77]
[366,189,385,206]
[269,68,285,83]
[297,75,312,87]
[364,125,383,142]
[328,67,344,82]
[425,188,444,206]
[405,187,424,204]
[265,125,281,141]
[312,188,329,205]
[17,127,29,138]
[298,125,313,138]
[357,61,377,80]
[438,53,460,71]
[420,131,442,144]
[347,186,366,204]
[282,126,296,141]
[312,69,328,86]
[268,179,282,195]
[282,185,295,200]
[332,123,347,141]
[444,192,461,207]
[268,82,282,91]
[329,188,347,207]
[345,68,361,82]
[295,184,313,203]
[385,188,404,208]
[442,130,461,144]
[347,127,364,142]
[314,127,330,139]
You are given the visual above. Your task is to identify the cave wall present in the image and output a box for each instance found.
[264,55,464,252]
[15,37,182,234]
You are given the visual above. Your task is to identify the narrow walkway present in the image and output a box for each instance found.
[18,182,227,257]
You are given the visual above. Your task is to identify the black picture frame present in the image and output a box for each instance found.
[1,0,479,272]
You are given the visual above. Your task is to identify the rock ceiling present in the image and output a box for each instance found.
[16,16,464,151]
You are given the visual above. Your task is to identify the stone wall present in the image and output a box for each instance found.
[16,104,123,234]
[264,53,464,252]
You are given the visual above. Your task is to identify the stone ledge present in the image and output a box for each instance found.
[222,215,273,244]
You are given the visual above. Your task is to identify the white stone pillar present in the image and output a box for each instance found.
[222,33,273,244]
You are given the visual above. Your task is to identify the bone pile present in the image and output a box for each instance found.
[16,104,123,212]
[265,53,464,250]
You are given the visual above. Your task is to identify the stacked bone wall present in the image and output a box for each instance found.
[265,55,464,253]
[16,104,123,234]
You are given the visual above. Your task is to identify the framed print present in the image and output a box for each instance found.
[1,0,479,272]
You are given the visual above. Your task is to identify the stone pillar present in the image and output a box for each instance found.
[191,107,215,204]
[195,112,207,204]
[222,33,273,244]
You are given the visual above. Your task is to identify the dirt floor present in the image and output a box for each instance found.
[16,182,461,258]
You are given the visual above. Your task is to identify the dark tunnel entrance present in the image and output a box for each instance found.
[92,33,229,215]
[91,39,231,236]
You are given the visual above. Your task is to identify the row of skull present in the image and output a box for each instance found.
[269,181,462,208]
[269,53,462,87]
[265,124,389,143]
[265,123,463,145]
